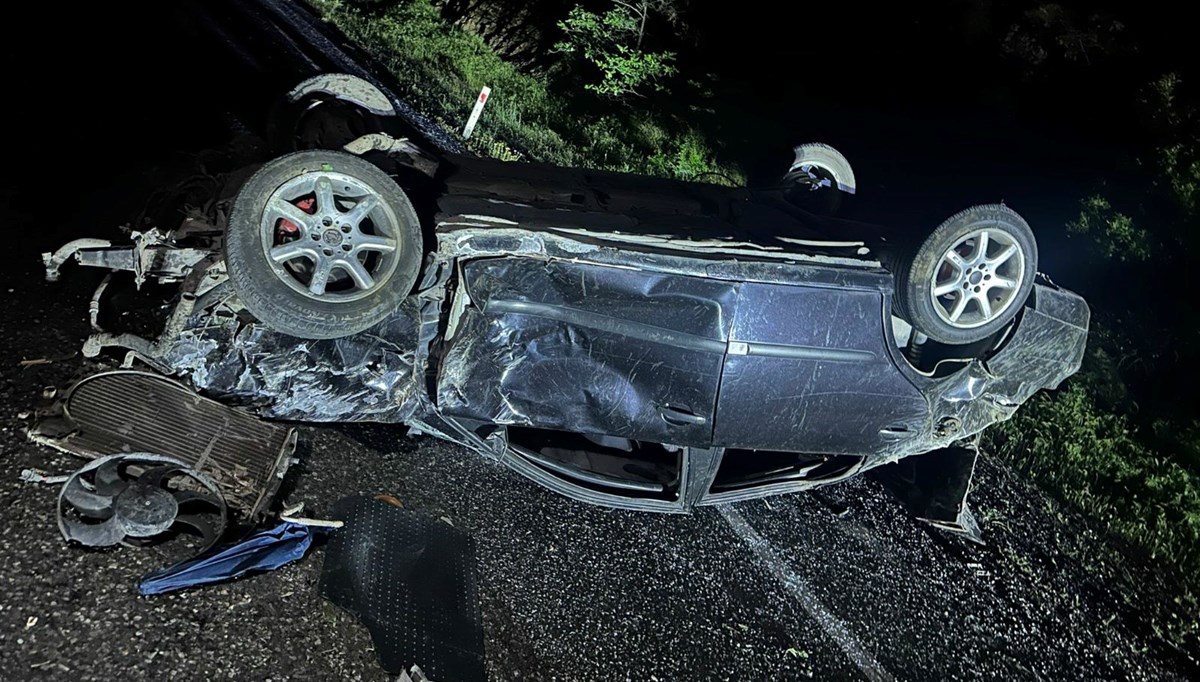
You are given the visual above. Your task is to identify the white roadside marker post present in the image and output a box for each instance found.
[462,86,491,139]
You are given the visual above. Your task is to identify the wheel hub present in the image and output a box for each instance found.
[259,170,401,302]
[114,484,179,537]
[929,227,1025,329]
[322,229,344,247]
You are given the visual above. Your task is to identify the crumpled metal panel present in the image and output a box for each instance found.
[870,444,983,542]
[438,256,736,448]
[915,284,1091,453]
[159,297,431,423]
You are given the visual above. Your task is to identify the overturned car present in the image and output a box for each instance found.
[41,73,1088,538]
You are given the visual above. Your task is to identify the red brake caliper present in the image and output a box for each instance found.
[276,198,317,239]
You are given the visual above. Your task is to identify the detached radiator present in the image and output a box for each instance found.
[31,370,296,519]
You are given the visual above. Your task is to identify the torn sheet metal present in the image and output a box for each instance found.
[320,496,485,681]
[157,292,432,423]
[31,371,295,518]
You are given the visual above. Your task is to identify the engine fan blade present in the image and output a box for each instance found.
[171,489,223,510]
[62,476,115,519]
[174,513,224,551]
[93,457,130,497]
[138,465,183,489]
[61,515,125,547]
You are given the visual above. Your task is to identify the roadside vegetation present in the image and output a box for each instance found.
[983,62,1200,649]
[312,0,1200,643]
[309,0,742,184]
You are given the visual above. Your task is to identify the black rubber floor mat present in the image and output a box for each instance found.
[31,370,295,518]
[320,496,486,681]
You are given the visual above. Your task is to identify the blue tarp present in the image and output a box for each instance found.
[139,521,316,595]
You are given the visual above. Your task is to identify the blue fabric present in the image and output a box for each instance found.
[139,521,315,595]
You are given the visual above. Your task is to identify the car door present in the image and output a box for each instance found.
[437,257,736,448]
[712,279,930,454]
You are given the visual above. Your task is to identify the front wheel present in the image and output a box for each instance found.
[224,150,423,339]
[893,204,1038,345]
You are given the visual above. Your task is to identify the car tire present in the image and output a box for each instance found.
[225,150,422,339]
[782,143,856,215]
[893,204,1037,345]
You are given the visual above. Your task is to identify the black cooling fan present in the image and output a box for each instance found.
[57,453,227,554]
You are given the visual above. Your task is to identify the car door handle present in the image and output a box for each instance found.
[658,404,707,427]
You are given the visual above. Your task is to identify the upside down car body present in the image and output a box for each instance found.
[39,1,1087,541]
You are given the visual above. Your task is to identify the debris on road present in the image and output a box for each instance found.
[320,496,486,681]
[374,494,404,508]
[57,454,227,557]
[279,501,345,529]
[30,370,297,519]
[400,665,436,682]
[19,468,69,485]
[870,443,985,543]
[139,521,317,596]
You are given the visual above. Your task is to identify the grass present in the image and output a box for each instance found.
[308,0,743,184]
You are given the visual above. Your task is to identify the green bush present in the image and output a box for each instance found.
[1065,194,1153,261]
[554,5,678,99]
[309,0,741,184]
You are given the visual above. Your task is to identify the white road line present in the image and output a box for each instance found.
[719,505,896,682]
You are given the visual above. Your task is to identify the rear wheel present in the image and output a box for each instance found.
[224,150,422,339]
[893,204,1037,345]
[782,142,856,215]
